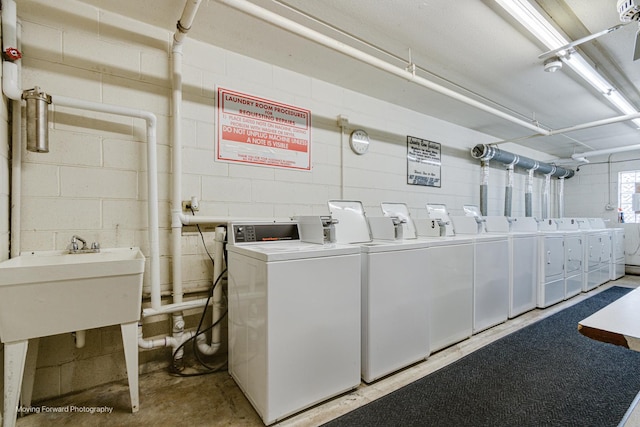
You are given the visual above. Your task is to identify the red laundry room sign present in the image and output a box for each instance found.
[216,87,311,170]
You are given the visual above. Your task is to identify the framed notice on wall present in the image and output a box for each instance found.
[216,87,312,170]
[407,136,441,187]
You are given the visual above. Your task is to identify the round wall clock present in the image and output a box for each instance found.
[349,129,370,155]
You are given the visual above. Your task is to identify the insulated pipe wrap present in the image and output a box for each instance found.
[471,144,575,179]
[505,165,514,217]
[480,161,489,216]
[525,169,534,217]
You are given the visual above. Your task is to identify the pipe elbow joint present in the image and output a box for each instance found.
[196,334,221,356]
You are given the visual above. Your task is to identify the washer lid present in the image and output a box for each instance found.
[327,200,372,243]
[538,219,559,231]
[463,204,481,217]
[588,218,607,229]
[380,202,417,239]
[358,239,431,253]
[484,216,510,233]
[227,240,360,261]
[426,204,455,236]
[510,217,539,232]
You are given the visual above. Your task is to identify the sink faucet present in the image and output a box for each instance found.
[69,235,100,253]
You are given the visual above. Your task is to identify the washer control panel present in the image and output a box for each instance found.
[230,222,299,244]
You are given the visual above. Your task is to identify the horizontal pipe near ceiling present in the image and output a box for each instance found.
[216,0,550,136]
[471,144,575,178]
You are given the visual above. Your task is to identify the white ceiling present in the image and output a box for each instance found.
[75,0,640,160]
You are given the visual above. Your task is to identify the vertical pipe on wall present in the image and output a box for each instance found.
[171,41,184,305]
[171,0,202,307]
[2,0,22,101]
[480,160,489,216]
[504,164,514,217]
[10,99,21,258]
[4,0,23,260]
[525,168,535,217]
[211,226,226,349]
[557,177,565,218]
[542,174,552,219]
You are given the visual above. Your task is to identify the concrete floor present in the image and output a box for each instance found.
[10,277,640,427]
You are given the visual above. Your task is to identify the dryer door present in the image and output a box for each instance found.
[542,235,564,280]
[565,235,582,275]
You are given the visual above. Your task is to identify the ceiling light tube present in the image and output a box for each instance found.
[563,55,613,95]
[496,0,567,48]
[497,0,640,127]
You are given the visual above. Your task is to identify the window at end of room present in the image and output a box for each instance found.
[619,170,640,223]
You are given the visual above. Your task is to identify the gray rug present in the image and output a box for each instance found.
[323,286,640,427]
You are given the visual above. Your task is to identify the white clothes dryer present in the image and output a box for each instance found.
[227,220,361,424]
[575,218,610,291]
[536,219,566,308]
[609,226,625,280]
[554,218,584,298]
[587,218,614,284]
[328,200,430,383]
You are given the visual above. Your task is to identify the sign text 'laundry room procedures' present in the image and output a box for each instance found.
[217,87,311,170]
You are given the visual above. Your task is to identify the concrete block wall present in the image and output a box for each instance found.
[1,0,565,402]
[564,152,640,224]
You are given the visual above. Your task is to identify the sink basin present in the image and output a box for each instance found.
[0,247,145,343]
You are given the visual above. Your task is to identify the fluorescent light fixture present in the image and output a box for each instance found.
[563,55,613,95]
[605,90,640,127]
[496,0,567,49]
[497,0,640,128]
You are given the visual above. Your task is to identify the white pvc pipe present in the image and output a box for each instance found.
[171,41,184,304]
[211,226,226,348]
[137,323,196,350]
[10,99,21,258]
[142,297,210,317]
[4,0,22,259]
[216,0,550,136]
[52,95,162,311]
[171,0,202,306]
[571,143,640,161]
[2,0,22,101]
[550,112,640,136]
[74,330,86,349]
[174,0,202,44]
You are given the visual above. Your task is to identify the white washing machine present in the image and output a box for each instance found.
[554,218,584,299]
[328,200,430,383]
[449,214,509,334]
[227,220,361,425]
[536,219,566,308]
[413,204,474,352]
[485,216,538,318]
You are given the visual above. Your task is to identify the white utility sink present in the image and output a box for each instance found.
[0,247,145,427]
[0,247,145,342]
